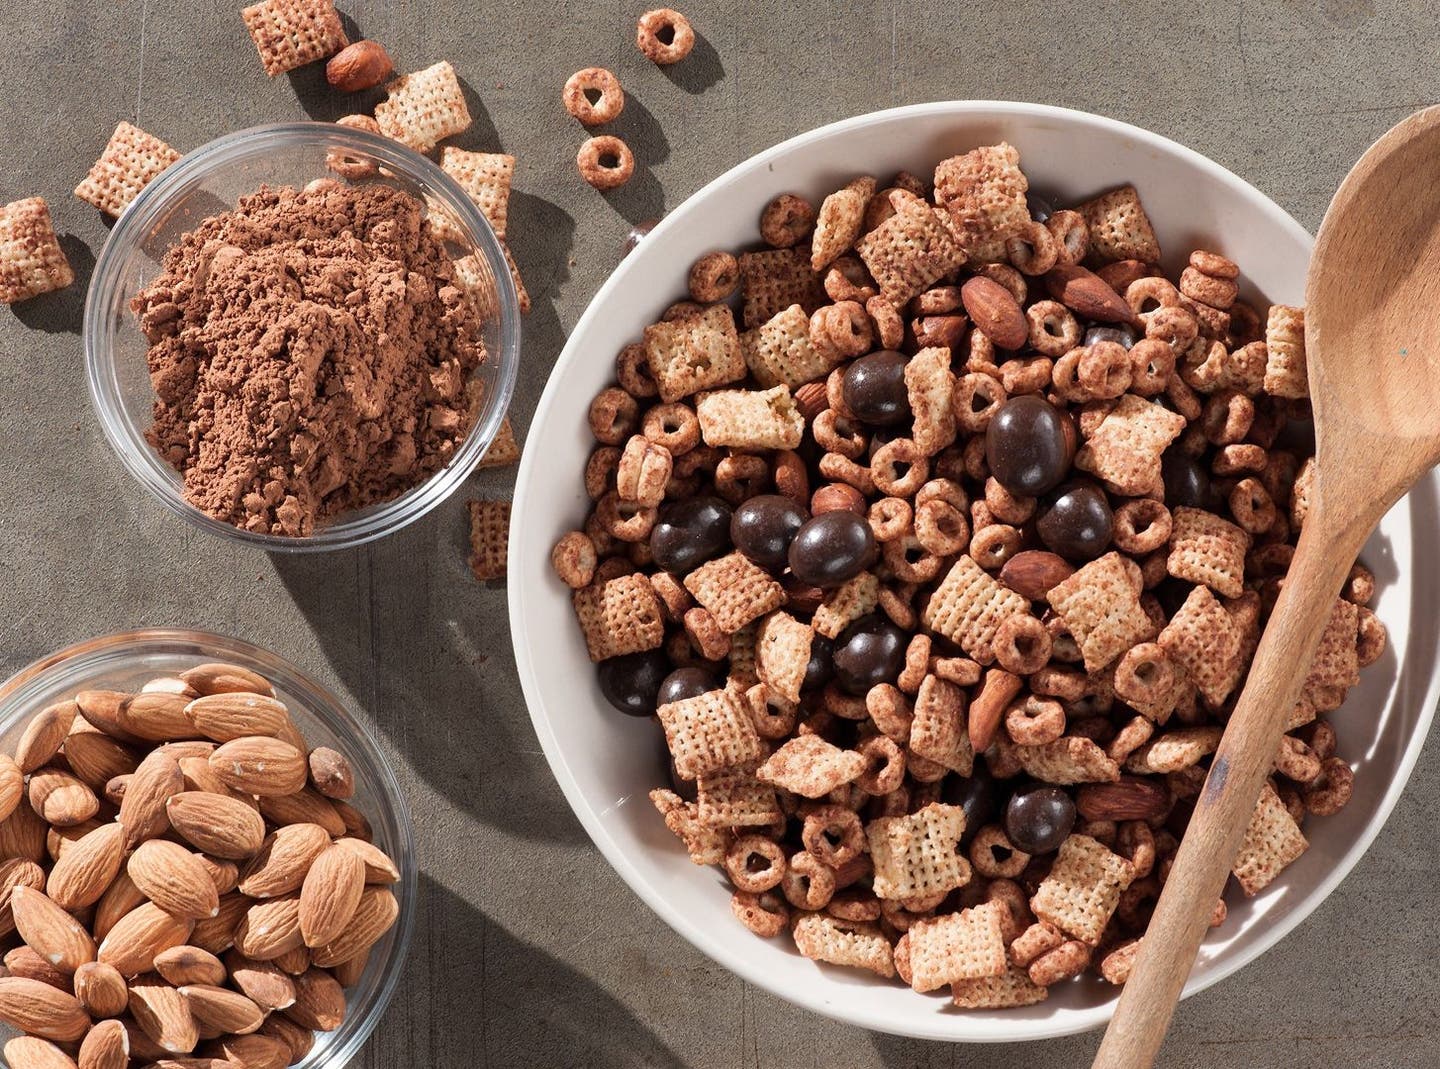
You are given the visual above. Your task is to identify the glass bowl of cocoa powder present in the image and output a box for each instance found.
[84,122,521,551]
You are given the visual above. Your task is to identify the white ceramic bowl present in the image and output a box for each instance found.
[509,102,1440,1041]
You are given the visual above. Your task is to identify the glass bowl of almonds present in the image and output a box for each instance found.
[0,629,415,1066]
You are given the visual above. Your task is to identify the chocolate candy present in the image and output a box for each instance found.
[1084,323,1139,350]
[656,667,720,709]
[942,766,997,846]
[1026,192,1054,223]
[1162,450,1213,510]
[985,396,1076,497]
[650,496,731,575]
[787,511,877,588]
[802,634,835,692]
[1036,480,1113,561]
[1004,786,1076,855]
[833,614,907,696]
[841,350,911,427]
[623,218,660,257]
[730,495,808,570]
[597,650,671,717]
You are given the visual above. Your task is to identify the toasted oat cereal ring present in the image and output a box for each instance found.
[614,342,658,399]
[969,824,1030,879]
[896,634,932,695]
[801,805,865,868]
[1201,389,1255,446]
[636,7,695,64]
[1003,693,1065,745]
[970,523,1022,572]
[1115,820,1157,880]
[759,193,815,248]
[810,300,873,359]
[1227,299,1263,346]
[731,889,789,937]
[1275,734,1322,784]
[1045,209,1089,267]
[1125,276,1182,319]
[673,443,720,479]
[588,386,639,445]
[577,136,635,190]
[1050,349,1090,403]
[883,535,944,584]
[661,299,704,322]
[880,898,931,933]
[1029,940,1091,987]
[953,373,1008,434]
[824,258,876,305]
[551,531,598,589]
[1005,220,1059,275]
[1228,477,1276,535]
[1212,442,1267,476]
[743,683,798,739]
[812,409,867,459]
[1187,249,1239,279]
[1099,939,1141,985]
[1029,664,1088,703]
[617,434,673,507]
[782,850,837,910]
[1112,498,1172,555]
[1078,341,1133,399]
[1097,257,1155,293]
[821,681,869,720]
[878,584,918,631]
[1127,337,1175,396]
[1356,607,1386,667]
[962,326,1000,378]
[867,497,913,542]
[827,889,882,923]
[1343,563,1376,605]
[596,491,656,542]
[563,67,625,126]
[1113,643,1175,709]
[1001,355,1054,396]
[1026,300,1081,358]
[871,438,929,498]
[913,285,963,315]
[684,606,730,661]
[917,476,968,514]
[715,454,770,504]
[1144,304,1200,354]
[818,452,874,495]
[1107,717,1156,766]
[992,616,1052,677]
[984,477,1035,525]
[985,878,1034,941]
[636,404,697,458]
[584,445,622,499]
[1301,720,1338,763]
[650,570,692,622]
[1302,757,1354,816]
[913,498,969,557]
[686,250,740,303]
[863,686,912,746]
[1011,920,1065,967]
[1179,265,1238,310]
[856,296,899,352]
[725,834,787,893]
[1165,373,1203,421]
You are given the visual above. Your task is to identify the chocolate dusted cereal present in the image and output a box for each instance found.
[439,148,515,239]
[756,735,866,798]
[644,303,746,402]
[867,803,971,901]
[0,197,73,304]
[241,0,348,76]
[905,900,1009,991]
[466,499,511,581]
[1231,781,1309,895]
[658,689,763,780]
[742,304,841,389]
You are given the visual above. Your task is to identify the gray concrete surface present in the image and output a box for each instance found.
[1,1,1438,1065]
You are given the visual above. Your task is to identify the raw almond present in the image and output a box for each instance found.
[0,752,23,824]
[97,902,192,976]
[122,1019,169,1062]
[1044,264,1140,326]
[331,799,372,843]
[179,664,274,699]
[306,747,354,800]
[325,39,394,92]
[968,668,1023,754]
[28,768,99,827]
[179,983,264,1035]
[5,946,71,990]
[283,968,345,1032]
[15,701,77,774]
[93,871,145,941]
[271,945,310,976]
[259,1014,314,1063]
[153,945,226,988]
[188,892,250,956]
[142,676,197,697]
[298,843,365,949]
[239,824,331,899]
[257,788,345,837]
[3,1035,79,1069]
[48,818,105,862]
[336,837,400,884]
[235,895,304,961]
[0,975,91,1041]
[73,960,130,1018]
[960,275,1028,350]
[102,775,130,808]
[204,1033,290,1069]
[196,856,239,896]
[128,841,220,921]
[184,694,291,743]
[158,741,216,763]
[0,803,50,862]
[312,886,398,968]
[118,750,183,850]
[47,821,126,910]
[11,886,97,973]
[999,550,1078,600]
[177,757,259,810]
[208,737,307,797]
[1075,777,1172,822]
[330,947,370,987]
[0,857,46,935]
[117,693,196,743]
[223,951,296,1011]
[61,729,138,791]
[73,692,141,744]
[128,975,198,1054]
[165,792,266,859]
[76,1017,129,1069]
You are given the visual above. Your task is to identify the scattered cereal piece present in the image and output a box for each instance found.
[908,675,974,775]
[951,963,1049,1009]
[1077,184,1162,264]
[499,240,532,315]
[906,900,1008,991]
[696,760,781,828]
[757,734,867,798]
[683,552,786,633]
[866,803,971,901]
[905,347,957,456]
[658,689,763,780]
[812,571,880,640]
[240,0,347,76]
[636,7,696,65]
[650,788,731,864]
[1124,725,1223,774]
[755,612,813,704]
[1046,552,1153,673]
[855,194,967,307]
[1013,736,1121,785]
[1075,394,1187,496]
[577,135,636,191]
[0,197,74,305]
[933,143,1030,250]
[644,303,746,402]
[563,67,625,127]
[1231,781,1308,895]
[479,417,521,468]
[696,386,804,450]
[73,121,181,218]
[1030,833,1135,945]
[1303,597,1360,698]
[921,555,1032,664]
[810,178,875,272]
[572,574,665,662]
[466,499,511,581]
[375,61,472,153]
[439,147,515,239]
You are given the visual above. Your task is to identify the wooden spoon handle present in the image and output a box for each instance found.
[1091,523,1362,1069]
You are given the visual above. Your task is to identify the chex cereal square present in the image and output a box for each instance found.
[756,734,866,798]
[376,61,472,153]
[908,675,974,775]
[466,499,510,581]
[791,914,895,978]
[241,0,348,76]
[906,900,1008,991]
[644,303,747,402]
[755,611,814,704]
[572,573,665,662]
[932,142,1030,250]
[1166,507,1250,599]
[696,385,804,450]
[1157,585,1244,706]
[740,304,840,389]
[855,195,967,307]
[1030,833,1135,945]
[921,556,1031,664]
[439,147,515,239]
[866,803,971,901]
[1046,552,1152,673]
[696,760,781,828]
[1075,394,1186,496]
[1077,184,1161,264]
[658,689,763,780]
[738,249,824,329]
[0,198,73,304]
[74,122,180,218]
[1232,781,1308,895]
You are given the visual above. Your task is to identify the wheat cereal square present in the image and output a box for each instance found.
[1166,507,1250,599]
[855,197,967,307]
[728,622,759,689]
[737,249,824,329]
[1030,834,1135,945]
[696,385,804,450]
[755,612,813,704]
[812,571,880,640]
[0,197,74,304]
[1264,304,1307,399]
[572,573,665,662]
[466,499,510,581]
[658,689,763,780]
[1124,726,1223,774]
[1232,781,1309,895]
[791,914,896,978]
[683,552,786,633]
[644,303,746,402]
[478,417,520,468]
[438,147,515,238]
[1013,736,1121,784]
[905,347,957,456]
[696,760,781,828]
[1077,184,1161,264]
[1304,597,1360,694]
[908,675,973,775]
[1045,552,1153,673]
[921,555,1032,664]
[866,803,972,901]
[375,61,472,153]
[1157,584,1244,706]
[241,0,348,76]
[74,121,181,218]
[932,142,1030,250]
[1075,394,1187,496]
[740,304,841,388]
[951,963,1049,1009]
[756,734,866,797]
[906,900,1009,992]
[649,788,731,865]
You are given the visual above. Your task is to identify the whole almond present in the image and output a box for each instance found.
[153,945,225,988]
[257,788,345,837]
[325,39,394,92]
[236,895,304,961]
[960,275,1029,350]
[810,482,866,516]
[968,668,1023,754]
[177,757,259,810]
[102,775,131,808]
[16,701,77,774]
[793,380,829,422]
[184,694,291,743]
[76,1018,129,1069]
[223,952,296,1012]
[999,550,1078,600]
[117,693,196,743]
[3,1036,79,1069]
[259,1014,314,1063]
[299,843,365,949]
[158,741,217,763]
[61,729,138,791]
[271,945,310,976]
[118,750,183,850]
[120,1019,169,1062]
[0,752,23,824]
[179,664,274,699]
[331,799,372,843]
[1076,777,1172,822]
[179,983,264,1035]
[204,1033,290,1069]
[188,892,250,956]
[12,886,97,973]
[336,837,400,884]
[128,975,198,1054]
[47,822,126,910]
[306,747,354,800]
[283,968,345,1032]
[0,802,50,862]
[165,792,266,859]
[73,961,130,1018]
[29,768,99,827]
[196,856,239,896]
[142,676,197,698]
[331,947,370,987]
[1044,264,1140,326]
[0,976,91,1041]
[312,886,398,968]
[49,818,105,864]
[5,946,71,990]
[73,692,141,744]
[208,738,307,797]
[129,841,221,921]
[0,857,47,935]
[239,824,331,900]
[93,871,145,942]
[97,902,193,976]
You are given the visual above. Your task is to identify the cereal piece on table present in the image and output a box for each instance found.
[683,552,786,633]
[696,760,780,828]
[1076,184,1161,264]
[741,304,840,389]
[375,61,471,153]
[812,572,879,640]
[906,900,1008,991]
[1045,552,1153,673]
[1075,394,1187,496]
[1157,585,1244,706]
[932,142,1029,250]
[921,555,1032,665]
[908,674,973,775]
[1014,736,1121,784]
[755,612,813,704]
[0,197,74,304]
[855,195,967,307]
[1166,507,1250,599]
[478,417,521,468]
[241,0,348,75]
[497,240,531,315]
[738,249,824,329]
[905,347,956,456]
[951,963,1049,1009]
[644,303,747,402]
[866,803,971,901]
[1303,597,1360,698]
[562,67,624,127]
[636,7,696,66]
[1030,833,1135,945]
[576,135,635,191]
[438,148,515,238]
[466,499,511,581]
[571,573,665,662]
[810,178,874,272]
[791,913,896,978]
[658,689,763,780]
[73,121,181,218]
[695,386,804,450]
[649,788,730,864]
[1124,725,1223,774]
[1264,304,1308,399]
[1232,781,1308,895]
[756,735,866,798]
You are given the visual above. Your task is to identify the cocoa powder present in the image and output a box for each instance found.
[131,181,486,536]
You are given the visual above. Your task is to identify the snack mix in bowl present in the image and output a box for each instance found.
[551,142,1379,1008]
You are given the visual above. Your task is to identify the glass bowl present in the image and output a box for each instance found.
[84,122,521,552]
[0,629,417,1067]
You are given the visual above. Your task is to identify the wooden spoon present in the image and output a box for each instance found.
[1093,104,1440,1068]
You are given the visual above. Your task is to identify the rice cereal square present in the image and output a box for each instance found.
[1077,184,1162,264]
[908,674,973,775]
[376,61,472,153]
[439,147,515,238]
[0,198,74,305]
[921,555,1031,665]
[466,499,510,581]
[906,900,1008,992]
[241,0,348,76]
[951,964,1049,1009]
[791,914,895,978]
[756,734,866,798]
[695,386,804,450]
[932,142,1030,250]
[658,689,763,780]
[1029,833,1135,945]
[1232,781,1308,895]
[737,249,824,330]
[73,122,181,218]
[644,303,747,403]
[1045,552,1153,673]
[696,760,781,828]
[572,573,665,662]
[683,551,786,633]
[740,304,841,389]
[1166,507,1250,599]
[755,611,814,704]
[1157,584,1244,707]
[855,196,967,307]
[866,803,972,901]
[1075,394,1186,496]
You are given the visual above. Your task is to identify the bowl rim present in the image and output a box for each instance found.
[83,120,522,553]
[509,100,1440,1041]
